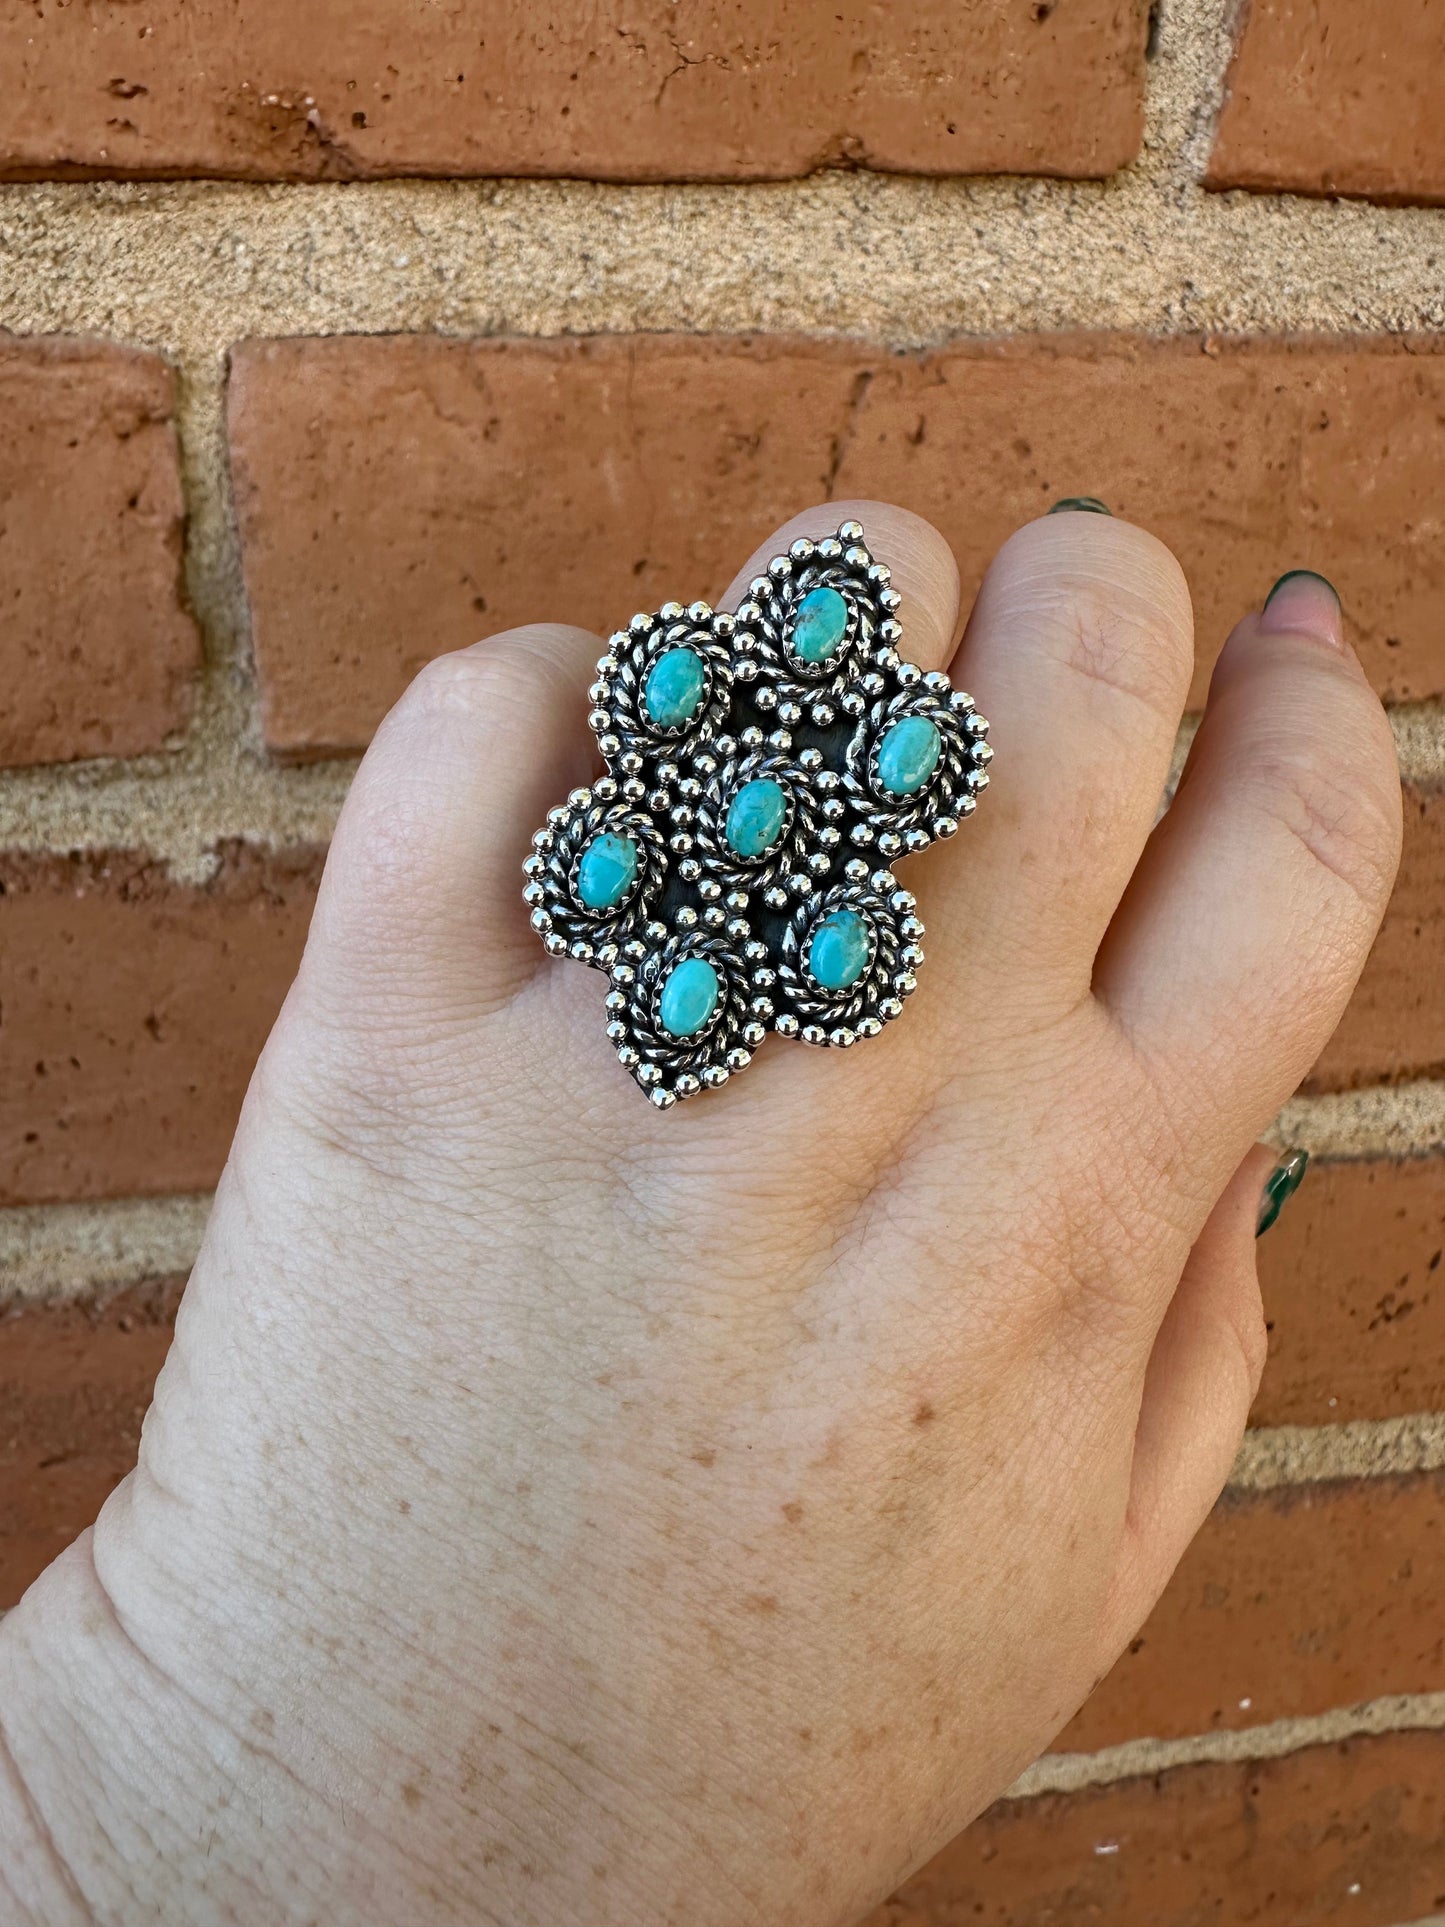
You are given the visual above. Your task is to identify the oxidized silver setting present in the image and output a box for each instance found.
[525,521,991,1106]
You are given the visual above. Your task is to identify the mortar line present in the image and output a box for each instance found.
[2,0,1445,359]
[0,0,1441,859]
[0,646,1439,876]
[1232,1415,1445,1491]
[7,1203,1445,1493]
[1009,1689,1445,1801]
[4,1073,1445,1305]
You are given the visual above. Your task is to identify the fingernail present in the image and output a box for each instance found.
[1048,496,1112,516]
[1261,571,1343,647]
[1257,1149,1309,1238]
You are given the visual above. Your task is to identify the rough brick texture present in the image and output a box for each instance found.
[229,333,1445,758]
[0,791,1438,1211]
[867,1729,1445,1927]
[0,338,199,768]
[0,1280,181,1606]
[1061,1474,1445,1752]
[1256,1154,1445,1426]
[1208,0,1445,206]
[0,848,319,1207]
[7,1254,1441,1753]
[0,2,1146,185]
[1313,784,1445,1091]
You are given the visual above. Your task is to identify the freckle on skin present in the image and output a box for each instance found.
[251,1708,275,1735]
[692,1447,716,1467]
[745,1593,779,1614]
[781,1500,804,1524]
[798,1727,813,1746]
[402,1783,423,1810]
[398,1499,411,1514]
[913,1400,935,1426]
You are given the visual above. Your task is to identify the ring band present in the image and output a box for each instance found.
[524,520,991,1106]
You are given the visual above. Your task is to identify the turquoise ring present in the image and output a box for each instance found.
[524,521,991,1107]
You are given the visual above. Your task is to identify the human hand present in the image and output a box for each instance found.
[0,502,1401,1927]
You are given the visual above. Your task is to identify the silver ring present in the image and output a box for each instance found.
[524,520,991,1107]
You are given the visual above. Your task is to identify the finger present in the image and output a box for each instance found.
[1105,1142,1280,1640]
[917,505,1196,1017]
[300,624,605,1024]
[718,498,962,673]
[1094,573,1402,1145]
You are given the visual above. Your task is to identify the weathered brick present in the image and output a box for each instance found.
[0,338,199,767]
[0,1280,181,1606]
[228,336,871,755]
[0,848,319,1207]
[1061,1475,1445,1753]
[1256,1154,1445,1426]
[1313,784,1445,1092]
[229,334,1445,758]
[0,2,1146,185]
[869,1729,1445,1927]
[1208,0,1445,206]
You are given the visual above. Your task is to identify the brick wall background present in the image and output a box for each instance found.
[2,2,1444,1921]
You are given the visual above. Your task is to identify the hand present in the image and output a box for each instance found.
[0,503,1401,1927]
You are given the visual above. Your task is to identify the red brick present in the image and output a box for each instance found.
[0,2,1146,185]
[1061,1475,1445,1753]
[0,338,199,768]
[0,848,318,1207]
[0,1281,181,1607]
[1313,784,1445,1092]
[1256,1154,1445,1426]
[228,335,871,755]
[869,1728,1445,1927]
[1208,0,1445,206]
[228,334,1445,758]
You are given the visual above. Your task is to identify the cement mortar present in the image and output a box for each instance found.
[1013,1689,1445,1799]
[0,0,1440,869]
[3,0,1445,1782]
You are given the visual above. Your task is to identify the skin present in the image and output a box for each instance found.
[0,503,1402,1927]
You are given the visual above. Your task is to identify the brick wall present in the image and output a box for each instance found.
[2,3,1444,1921]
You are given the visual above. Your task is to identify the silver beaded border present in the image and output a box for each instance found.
[590,603,742,763]
[842,675,993,856]
[526,519,991,1107]
[774,872,923,1045]
[681,738,822,897]
[524,783,671,965]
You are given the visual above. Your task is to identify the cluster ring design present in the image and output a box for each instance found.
[526,520,991,1107]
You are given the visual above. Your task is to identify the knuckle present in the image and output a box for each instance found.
[397,642,523,723]
[390,626,594,740]
[1062,582,1192,727]
[1007,515,1195,727]
[1247,724,1402,917]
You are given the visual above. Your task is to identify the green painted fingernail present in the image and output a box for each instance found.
[1048,496,1112,516]
[1257,1149,1309,1238]
[1265,569,1337,609]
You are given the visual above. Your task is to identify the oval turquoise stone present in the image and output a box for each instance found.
[576,831,638,910]
[808,909,870,991]
[790,586,849,664]
[877,715,942,796]
[725,778,788,859]
[643,646,706,728]
[658,956,721,1037]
